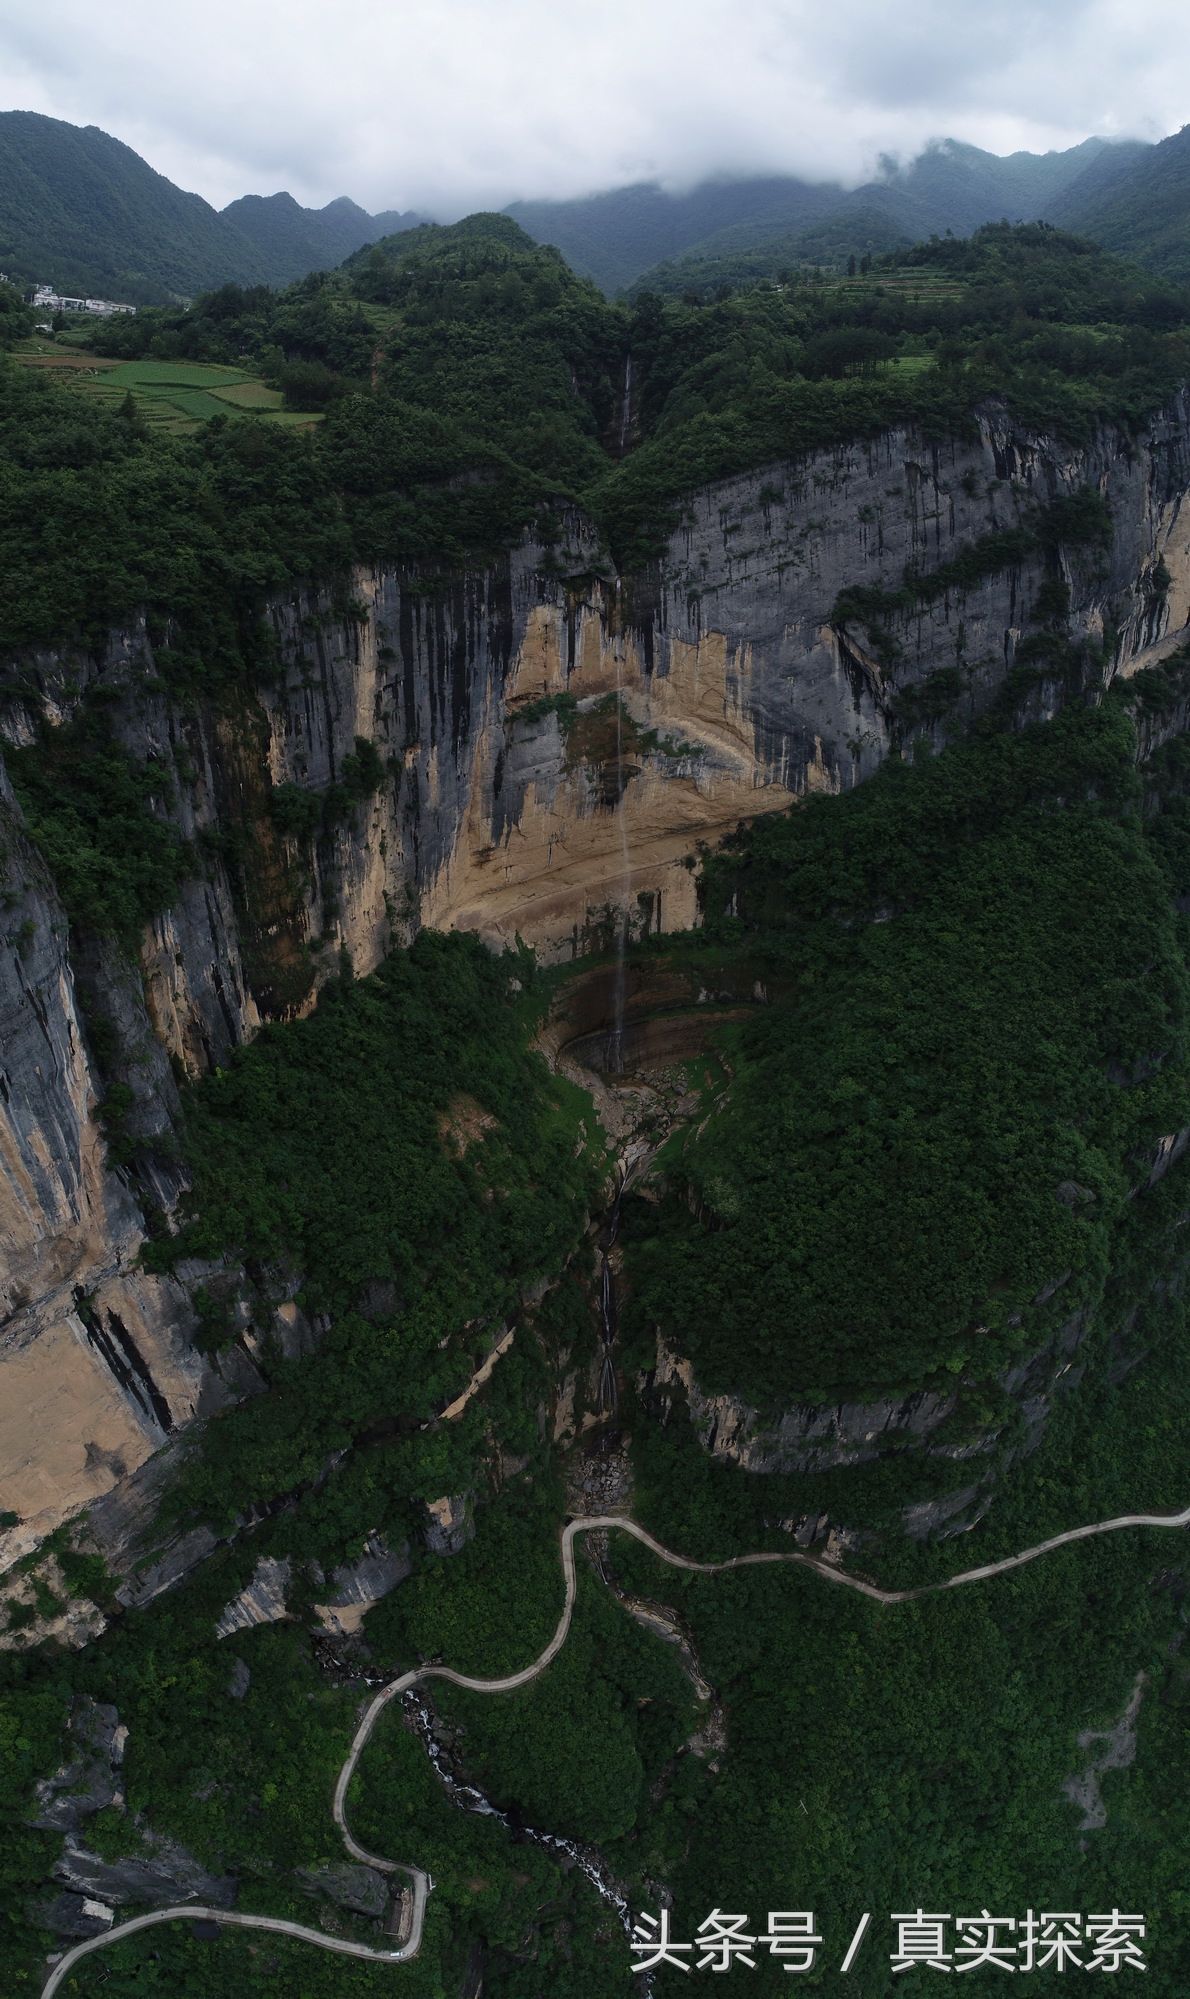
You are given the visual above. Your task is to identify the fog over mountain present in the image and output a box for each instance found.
[3,0,1188,216]
[5,108,1185,306]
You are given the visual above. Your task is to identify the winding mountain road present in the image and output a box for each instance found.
[42,1503,1190,1995]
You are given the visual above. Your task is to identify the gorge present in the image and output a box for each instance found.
[3,397,1190,1559]
[3,208,1190,1997]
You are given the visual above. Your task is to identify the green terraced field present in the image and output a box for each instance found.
[12,341,314,432]
[207,378,285,409]
[827,272,969,305]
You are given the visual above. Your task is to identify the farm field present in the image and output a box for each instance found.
[826,271,969,306]
[12,340,321,432]
[884,353,936,376]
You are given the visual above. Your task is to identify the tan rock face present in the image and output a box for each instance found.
[424,718,790,955]
[420,603,803,956]
[224,582,802,969]
[437,1094,498,1157]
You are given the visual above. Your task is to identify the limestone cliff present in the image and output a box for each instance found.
[3,400,1190,1563]
[0,764,236,1564]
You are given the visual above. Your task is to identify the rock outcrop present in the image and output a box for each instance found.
[29,1694,236,1923]
[297,1861,391,1920]
[650,1334,963,1474]
[50,1833,236,1912]
[214,1555,294,1639]
[31,1699,127,1834]
[312,1533,413,1635]
[421,1493,473,1557]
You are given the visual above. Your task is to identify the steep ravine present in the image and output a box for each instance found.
[3,402,1190,1566]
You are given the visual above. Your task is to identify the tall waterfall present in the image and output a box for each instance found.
[608,628,632,1076]
[617,352,633,454]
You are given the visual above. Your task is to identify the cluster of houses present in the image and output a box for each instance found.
[30,283,137,321]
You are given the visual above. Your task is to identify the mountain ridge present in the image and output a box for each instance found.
[0,111,425,301]
[1050,122,1190,282]
[0,108,1183,306]
[513,135,1151,292]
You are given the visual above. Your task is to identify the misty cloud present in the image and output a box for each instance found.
[2,0,1187,216]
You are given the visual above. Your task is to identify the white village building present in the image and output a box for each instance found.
[32,284,136,317]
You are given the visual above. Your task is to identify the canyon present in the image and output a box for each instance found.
[3,399,1190,1571]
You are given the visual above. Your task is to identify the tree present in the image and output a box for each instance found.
[117,390,146,436]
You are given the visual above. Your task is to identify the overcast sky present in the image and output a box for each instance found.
[3,0,1188,215]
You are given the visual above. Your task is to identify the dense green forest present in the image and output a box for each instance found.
[3,218,1190,670]
[1051,122,1190,286]
[559,133,1138,296]
[625,695,1190,1403]
[0,112,269,302]
[140,932,602,1530]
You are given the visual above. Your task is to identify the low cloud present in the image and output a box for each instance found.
[3,0,1187,215]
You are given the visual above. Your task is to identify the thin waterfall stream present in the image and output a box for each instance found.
[596,1155,637,1425]
[617,352,633,454]
[608,622,632,1076]
[403,1689,649,1978]
[597,1184,621,1422]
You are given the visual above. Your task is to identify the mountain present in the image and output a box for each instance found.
[505,175,843,294]
[509,136,1149,293]
[0,108,1180,312]
[1050,122,1190,283]
[0,111,422,303]
[873,134,1145,238]
[0,110,265,301]
[220,190,425,283]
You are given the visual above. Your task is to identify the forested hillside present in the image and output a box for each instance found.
[0,112,263,300]
[1053,123,1190,285]
[0,112,420,302]
[2,109,1177,311]
[4,216,1189,665]
[221,192,424,282]
[509,136,1147,292]
[630,700,1190,1402]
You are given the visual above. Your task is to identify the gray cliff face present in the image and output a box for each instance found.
[2,404,1189,1562]
[31,1699,126,1834]
[649,1315,1087,1487]
[213,1555,294,1638]
[0,766,232,1567]
[49,1833,236,1913]
[210,1537,413,1639]
[297,1861,391,1919]
[650,1334,961,1475]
